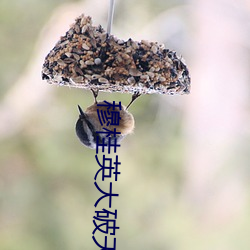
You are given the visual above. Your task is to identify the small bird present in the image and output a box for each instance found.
[75,90,135,149]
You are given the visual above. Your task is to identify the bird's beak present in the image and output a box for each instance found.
[77,105,85,117]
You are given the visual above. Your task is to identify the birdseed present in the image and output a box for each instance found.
[42,14,190,95]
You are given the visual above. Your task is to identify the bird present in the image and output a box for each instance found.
[75,89,135,149]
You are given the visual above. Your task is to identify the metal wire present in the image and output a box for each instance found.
[107,0,115,34]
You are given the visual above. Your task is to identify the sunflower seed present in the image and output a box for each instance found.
[65,52,72,58]
[74,66,83,75]
[141,40,150,47]
[92,74,101,79]
[128,77,135,84]
[151,45,158,54]
[82,43,90,50]
[85,60,94,65]
[57,59,67,66]
[72,76,84,83]
[140,75,149,82]
[147,72,154,78]
[75,24,80,34]
[98,77,109,84]
[129,68,142,77]
[63,58,75,64]
[73,53,80,60]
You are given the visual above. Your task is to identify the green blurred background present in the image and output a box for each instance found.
[1,0,250,249]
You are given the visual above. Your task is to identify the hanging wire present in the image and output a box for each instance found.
[107,0,115,34]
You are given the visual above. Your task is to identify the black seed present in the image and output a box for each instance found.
[139,60,149,72]
[163,49,169,54]
[170,69,177,78]
[168,53,173,59]
[91,79,99,85]
[60,54,68,60]
[183,69,189,76]
[42,73,50,80]
[132,53,139,62]
[99,48,109,62]
[167,86,176,90]
[62,77,69,82]
[134,76,140,82]
[154,82,161,88]
[174,60,179,69]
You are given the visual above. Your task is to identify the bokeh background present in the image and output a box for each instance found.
[1,0,250,249]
